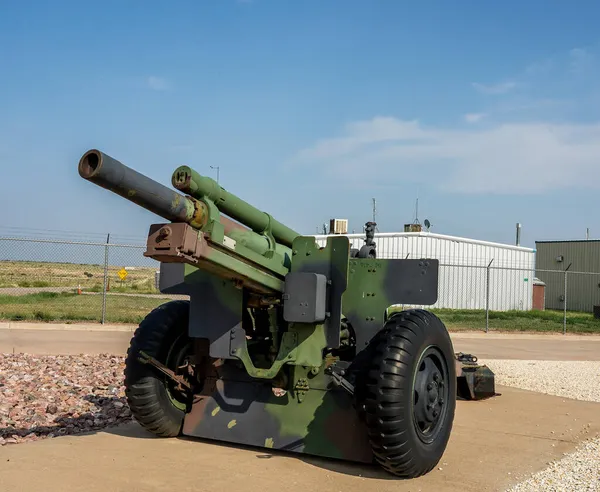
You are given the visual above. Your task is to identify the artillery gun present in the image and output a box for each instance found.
[77,149,494,478]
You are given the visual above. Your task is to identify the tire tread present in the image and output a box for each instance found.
[124,300,190,438]
[363,309,456,478]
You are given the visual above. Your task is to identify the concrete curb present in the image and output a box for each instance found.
[0,322,136,332]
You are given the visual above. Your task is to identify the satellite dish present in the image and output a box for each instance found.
[424,219,431,230]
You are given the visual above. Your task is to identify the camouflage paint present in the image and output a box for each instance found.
[230,322,329,379]
[181,237,346,378]
[287,235,349,349]
[343,258,439,351]
[179,235,440,460]
[181,361,374,463]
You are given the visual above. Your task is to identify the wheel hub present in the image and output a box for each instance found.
[163,335,197,410]
[412,348,449,444]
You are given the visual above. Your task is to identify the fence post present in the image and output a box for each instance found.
[563,263,572,335]
[485,259,494,333]
[101,233,110,324]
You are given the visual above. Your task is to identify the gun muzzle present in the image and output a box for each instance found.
[78,149,202,226]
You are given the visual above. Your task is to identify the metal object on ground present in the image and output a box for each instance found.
[77,149,496,479]
[455,352,496,400]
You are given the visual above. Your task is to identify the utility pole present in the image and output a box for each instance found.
[210,165,220,184]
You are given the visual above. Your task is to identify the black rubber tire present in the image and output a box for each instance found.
[363,309,456,478]
[124,300,191,437]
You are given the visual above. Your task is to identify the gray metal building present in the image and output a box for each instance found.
[535,240,600,313]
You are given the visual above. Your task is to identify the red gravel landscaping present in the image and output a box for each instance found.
[0,354,133,445]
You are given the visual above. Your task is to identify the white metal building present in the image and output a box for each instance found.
[313,231,536,311]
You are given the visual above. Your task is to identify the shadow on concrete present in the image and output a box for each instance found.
[255,450,393,480]
[105,425,397,480]
[1,394,409,480]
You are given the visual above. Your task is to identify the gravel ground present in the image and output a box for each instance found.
[0,354,132,445]
[508,437,600,492]
[481,359,600,491]
[482,359,600,403]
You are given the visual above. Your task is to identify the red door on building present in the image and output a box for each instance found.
[532,278,546,311]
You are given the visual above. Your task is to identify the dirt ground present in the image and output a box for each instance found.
[1,327,599,491]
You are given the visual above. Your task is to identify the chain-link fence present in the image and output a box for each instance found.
[0,236,598,333]
[389,262,600,334]
[0,237,185,325]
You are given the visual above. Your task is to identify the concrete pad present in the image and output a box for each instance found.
[0,386,598,492]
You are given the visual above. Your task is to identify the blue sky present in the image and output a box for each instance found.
[1,0,600,248]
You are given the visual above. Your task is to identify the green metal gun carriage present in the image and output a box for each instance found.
[77,149,494,478]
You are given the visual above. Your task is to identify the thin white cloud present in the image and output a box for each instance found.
[147,76,169,91]
[472,81,517,95]
[465,44,600,124]
[464,113,485,123]
[523,58,555,76]
[569,47,594,74]
[290,116,600,194]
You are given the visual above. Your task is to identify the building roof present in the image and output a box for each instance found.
[314,231,535,252]
[536,239,600,244]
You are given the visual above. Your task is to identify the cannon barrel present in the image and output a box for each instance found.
[78,149,204,227]
[78,149,292,270]
[172,165,300,248]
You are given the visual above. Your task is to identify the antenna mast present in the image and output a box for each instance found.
[371,198,379,232]
[413,197,420,224]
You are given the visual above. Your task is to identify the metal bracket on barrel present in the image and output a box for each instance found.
[199,198,225,244]
[259,213,277,259]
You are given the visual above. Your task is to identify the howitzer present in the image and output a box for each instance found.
[77,149,495,478]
